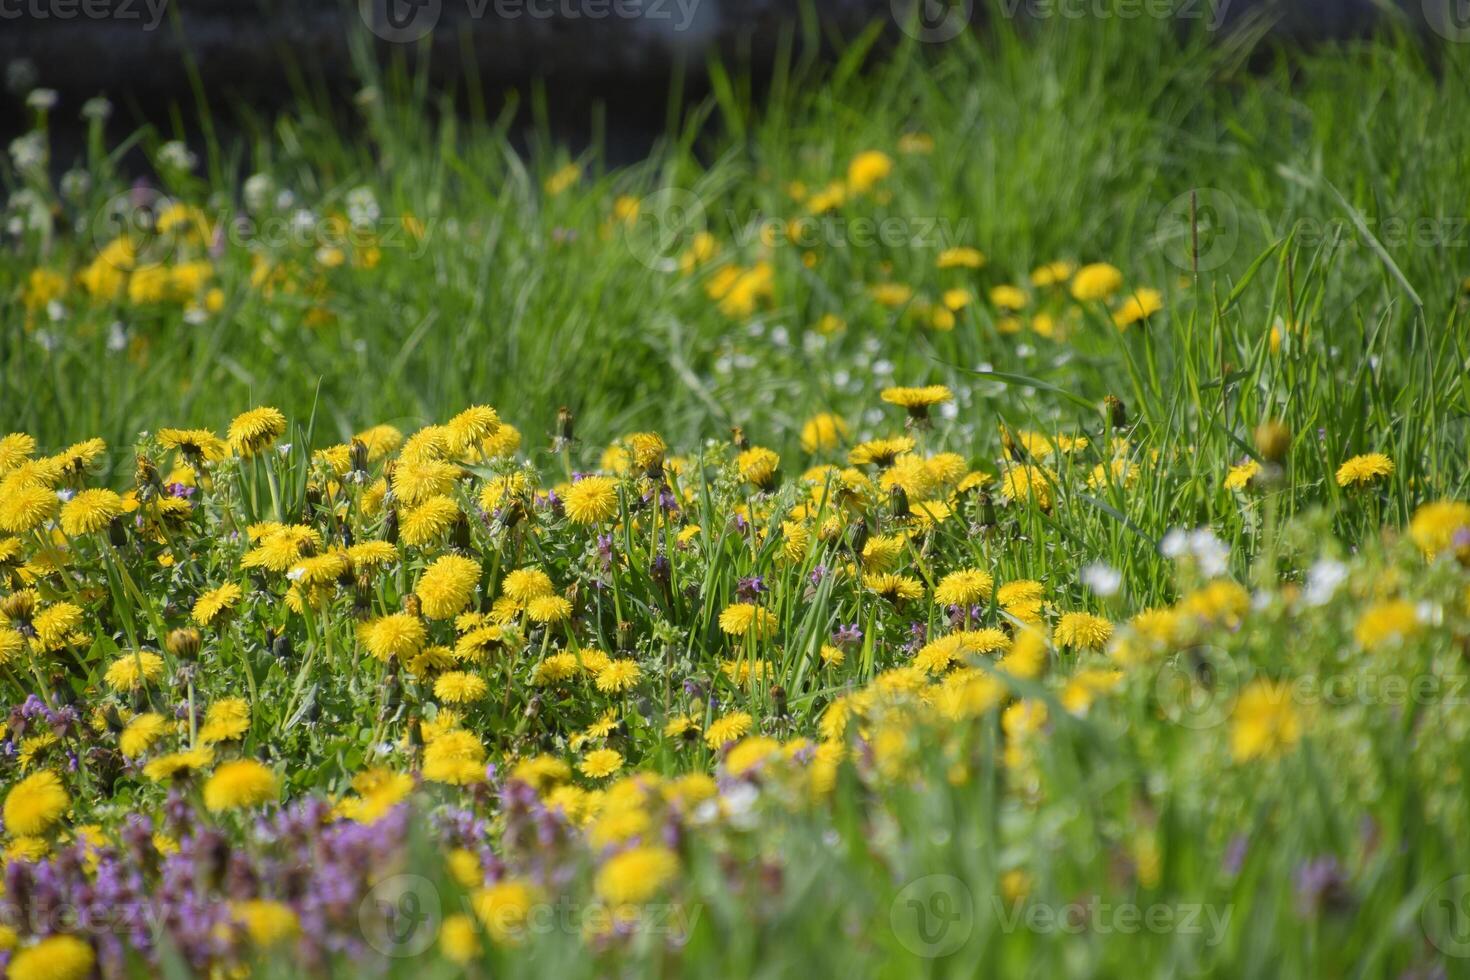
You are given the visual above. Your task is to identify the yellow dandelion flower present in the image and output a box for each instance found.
[31,602,84,650]
[0,483,58,533]
[103,651,164,692]
[399,495,461,547]
[233,899,299,947]
[563,476,619,524]
[227,407,287,457]
[737,447,781,489]
[143,747,214,782]
[1230,681,1301,762]
[58,488,123,536]
[416,554,481,620]
[423,730,486,785]
[705,710,754,749]
[1070,262,1123,301]
[1409,500,1470,560]
[1354,599,1421,649]
[1053,612,1113,651]
[359,612,427,662]
[880,385,953,419]
[934,568,994,607]
[718,603,777,639]
[525,595,572,624]
[435,671,488,703]
[1111,288,1163,327]
[800,413,849,453]
[595,846,679,905]
[119,713,170,757]
[4,770,69,836]
[8,935,95,980]
[936,246,985,269]
[1223,460,1261,492]
[440,914,481,963]
[595,659,642,694]
[1335,453,1394,488]
[579,748,624,779]
[846,150,893,193]
[1031,260,1076,287]
[199,698,251,744]
[865,572,924,603]
[203,760,278,811]
[472,878,542,945]
[502,567,554,603]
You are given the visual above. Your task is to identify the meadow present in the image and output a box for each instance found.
[2,6,1470,977]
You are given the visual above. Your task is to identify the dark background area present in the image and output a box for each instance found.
[0,0,1433,168]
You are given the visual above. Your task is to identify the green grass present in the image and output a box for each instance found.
[3,6,1470,977]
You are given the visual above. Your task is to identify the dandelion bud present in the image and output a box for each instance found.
[1104,395,1127,429]
[349,438,369,474]
[135,454,159,498]
[270,630,293,660]
[616,620,634,652]
[999,425,1026,463]
[848,519,869,558]
[890,485,910,519]
[166,627,202,659]
[1254,419,1292,463]
[977,491,997,529]
[0,590,36,623]
[730,426,748,451]
[771,685,787,716]
[557,406,575,445]
[404,593,422,619]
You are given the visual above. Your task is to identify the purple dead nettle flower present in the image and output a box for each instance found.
[832,623,862,646]
[809,564,829,586]
[166,482,196,499]
[1294,856,1351,918]
[1221,835,1249,877]
[947,603,984,630]
[736,576,766,601]
[904,621,927,653]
